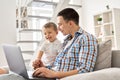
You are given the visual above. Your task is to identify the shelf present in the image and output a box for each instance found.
[17,40,40,43]
[103,22,113,26]
[95,25,102,28]
[22,50,35,54]
[68,4,82,7]
[94,8,120,49]
[28,0,82,8]
[19,29,42,32]
[27,15,51,19]
[27,0,57,7]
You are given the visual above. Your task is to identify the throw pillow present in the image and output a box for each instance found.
[94,40,112,71]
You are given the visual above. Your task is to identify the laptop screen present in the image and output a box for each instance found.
[3,44,29,78]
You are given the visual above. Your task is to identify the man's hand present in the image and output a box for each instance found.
[32,67,78,79]
[32,59,44,70]
[33,67,56,78]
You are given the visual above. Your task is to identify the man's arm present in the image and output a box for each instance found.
[55,69,78,78]
[77,34,98,73]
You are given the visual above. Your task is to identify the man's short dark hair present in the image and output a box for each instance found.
[57,8,79,25]
[43,22,57,32]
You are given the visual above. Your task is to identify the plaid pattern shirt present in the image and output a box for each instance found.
[53,27,98,73]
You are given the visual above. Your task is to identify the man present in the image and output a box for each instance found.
[33,8,98,79]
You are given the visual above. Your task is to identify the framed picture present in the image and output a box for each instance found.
[21,20,28,28]
[21,7,27,17]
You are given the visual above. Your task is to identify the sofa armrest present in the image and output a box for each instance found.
[112,50,120,67]
[60,68,120,80]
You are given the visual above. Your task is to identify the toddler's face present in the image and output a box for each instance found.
[43,27,57,42]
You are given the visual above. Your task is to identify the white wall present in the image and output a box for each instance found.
[81,0,120,35]
[0,0,16,66]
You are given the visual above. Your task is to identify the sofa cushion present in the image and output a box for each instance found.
[94,40,112,70]
[60,68,120,80]
[0,73,26,80]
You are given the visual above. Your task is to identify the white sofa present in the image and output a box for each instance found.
[0,51,120,80]
[61,50,120,80]
[0,40,120,80]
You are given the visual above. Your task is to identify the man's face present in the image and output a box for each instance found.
[57,16,70,36]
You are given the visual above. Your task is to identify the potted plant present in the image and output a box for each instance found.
[97,17,102,24]
[112,30,114,35]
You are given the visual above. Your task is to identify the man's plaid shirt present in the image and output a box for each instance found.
[53,27,98,73]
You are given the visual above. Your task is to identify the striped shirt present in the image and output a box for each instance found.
[53,27,98,73]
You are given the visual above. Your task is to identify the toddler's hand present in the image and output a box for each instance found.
[32,59,41,70]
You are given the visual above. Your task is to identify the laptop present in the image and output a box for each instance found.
[3,44,56,80]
